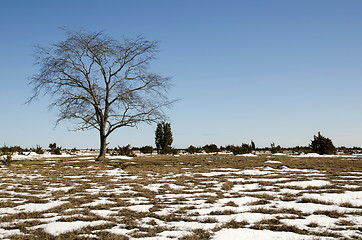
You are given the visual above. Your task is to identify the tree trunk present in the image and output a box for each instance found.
[97,130,107,161]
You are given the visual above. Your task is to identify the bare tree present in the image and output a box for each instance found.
[29,28,174,160]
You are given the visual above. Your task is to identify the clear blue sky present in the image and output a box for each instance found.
[1,0,362,149]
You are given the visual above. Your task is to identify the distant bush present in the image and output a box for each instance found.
[0,145,13,166]
[310,132,336,155]
[226,143,253,155]
[289,145,311,155]
[140,145,154,154]
[270,142,282,154]
[338,146,354,155]
[0,145,23,155]
[202,144,219,153]
[186,145,202,154]
[170,147,179,155]
[113,144,135,157]
[31,145,44,154]
[49,143,62,155]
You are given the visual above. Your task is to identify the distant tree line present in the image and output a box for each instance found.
[1,131,361,159]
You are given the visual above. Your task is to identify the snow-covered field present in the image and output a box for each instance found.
[0,152,361,239]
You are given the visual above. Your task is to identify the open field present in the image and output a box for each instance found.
[0,153,361,239]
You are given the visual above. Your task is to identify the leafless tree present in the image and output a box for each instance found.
[29,28,174,160]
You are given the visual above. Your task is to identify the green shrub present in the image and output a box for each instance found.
[140,145,154,154]
[0,145,24,154]
[49,142,62,155]
[202,144,219,153]
[1,145,13,166]
[310,132,336,155]
[170,147,179,155]
[338,146,353,155]
[31,145,44,154]
[2,154,12,166]
[113,144,134,157]
[270,142,282,154]
[289,145,311,154]
[186,145,202,154]
[226,143,252,155]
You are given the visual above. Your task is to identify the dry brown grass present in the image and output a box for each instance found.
[221,219,249,228]
[179,228,211,240]
[0,154,361,239]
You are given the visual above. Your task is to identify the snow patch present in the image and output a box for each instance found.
[212,228,320,240]
[32,220,109,236]
[280,180,330,188]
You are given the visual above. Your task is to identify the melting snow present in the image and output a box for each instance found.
[280,180,330,188]
[212,228,321,240]
[32,220,109,236]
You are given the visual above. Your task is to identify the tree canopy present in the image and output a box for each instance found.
[29,28,174,160]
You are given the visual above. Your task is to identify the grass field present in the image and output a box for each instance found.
[0,153,361,239]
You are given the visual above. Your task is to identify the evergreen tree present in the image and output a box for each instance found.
[155,122,173,154]
[163,122,173,153]
[155,123,163,153]
[310,132,336,155]
[251,140,256,151]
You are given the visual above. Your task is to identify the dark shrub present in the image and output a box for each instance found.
[270,142,282,154]
[202,144,219,153]
[140,145,154,154]
[113,144,134,156]
[226,143,252,155]
[310,132,336,155]
[170,147,179,155]
[186,145,202,154]
[0,145,13,165]
[49,142,62,155]
[31,145,44,154]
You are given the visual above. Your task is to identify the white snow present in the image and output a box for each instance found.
[47,186,74,192]
[106,225,134,235]
[280,180,330,188]
[232,183,260,191]
[81,197,116,207]
[106,155,133,160]
[265,160,282,164]
[144,183,164,192]
[1,153,361,239]
[170,221,218,230]
[157,230,187,238]
[242,169,273,175]
[15,201,66,212]
[217,197,259,206]
[90,210,117,218]
[124,204,153,212]
[0,228,22,238]
[302,191,362,206]
[212,228,323,240]
[103,168,127,176]
[237,153,257,157]
[32,220,109,236]
[293,153,358,158]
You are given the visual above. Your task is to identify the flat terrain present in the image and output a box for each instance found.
[0,153,361,239]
